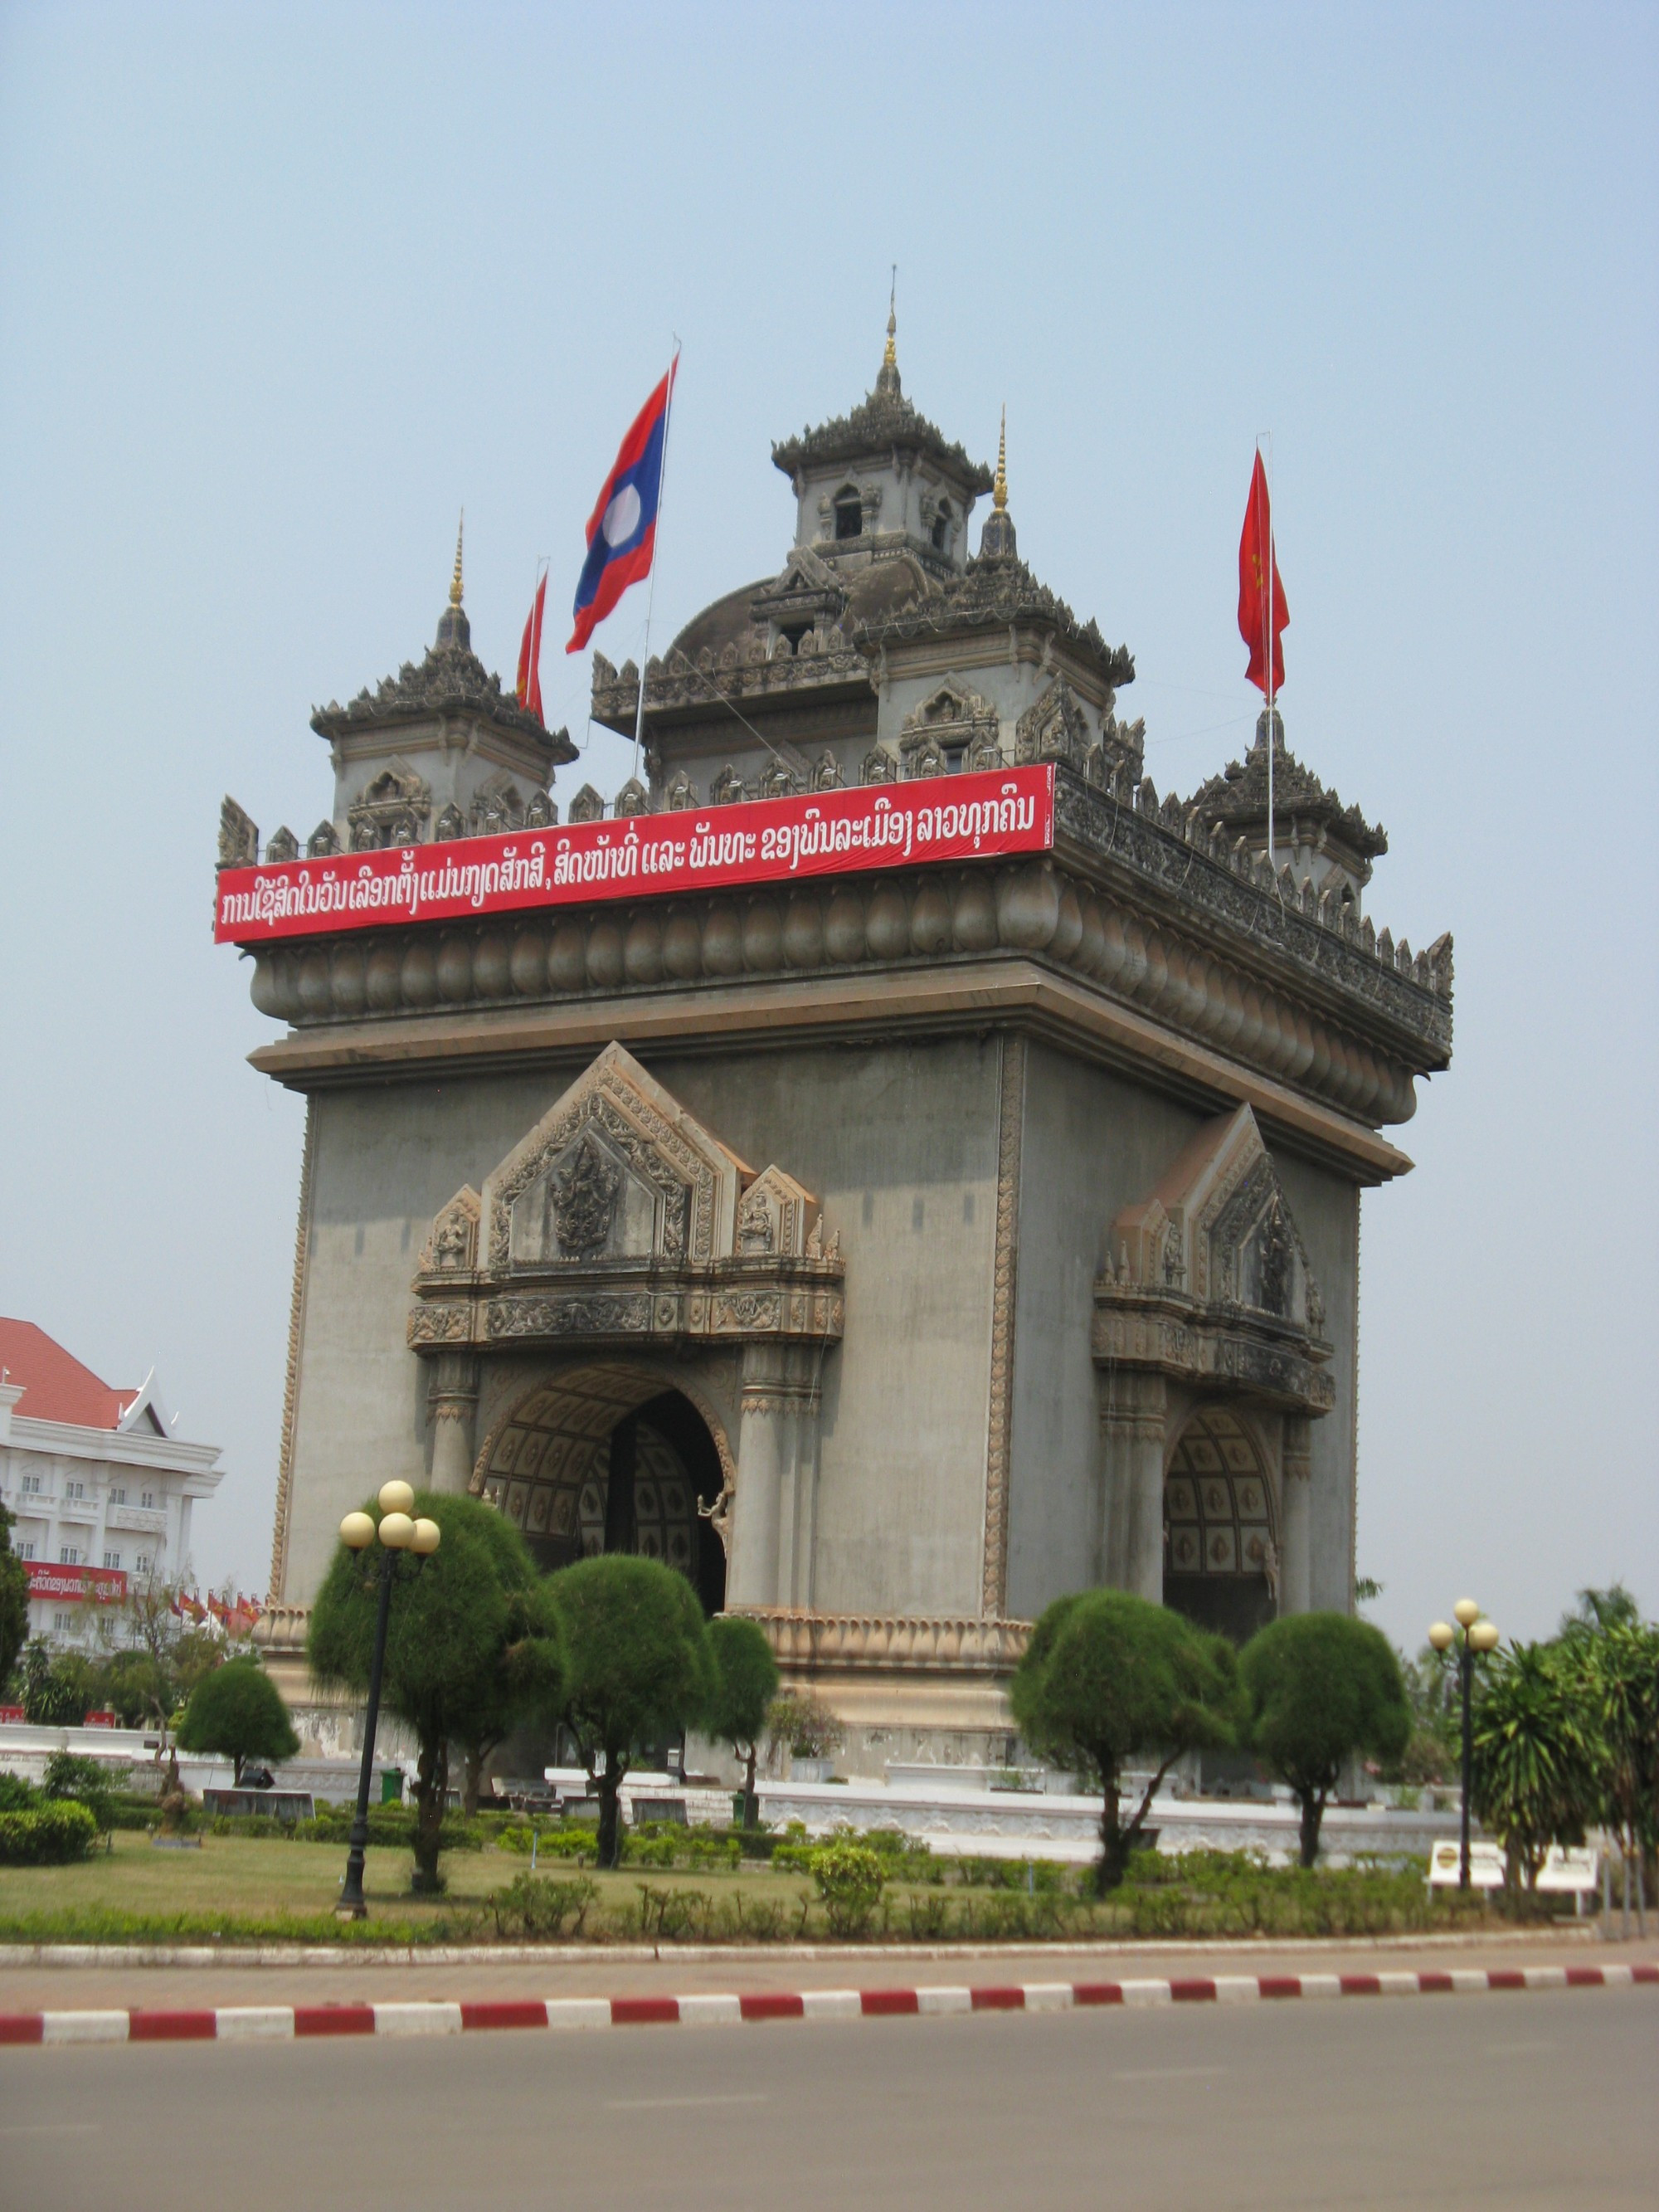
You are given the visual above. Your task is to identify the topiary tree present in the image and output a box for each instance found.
[176,1655,300,1784]
[707,1615,780,1829]
[1239,1611,1412,1866]
[543,1554,716,1869]
[0,1504,29,1694]
[1471,1640,1602,1890]
[1010,1589,1238,1894]
[310,1493,563,1892]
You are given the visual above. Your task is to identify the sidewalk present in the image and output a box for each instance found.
[0,1927,1642,2016]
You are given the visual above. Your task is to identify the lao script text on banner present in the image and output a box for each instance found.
[213,765,1055,946]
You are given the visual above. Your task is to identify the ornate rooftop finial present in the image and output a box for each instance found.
[979,406,1017,563]
[435,510,470,651]
[876,267,901,397]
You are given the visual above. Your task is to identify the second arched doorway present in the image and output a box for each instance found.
[473,1363,729,1615]
[1162,1406,1277,1643]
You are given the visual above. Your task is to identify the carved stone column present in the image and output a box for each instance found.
[426,1352,480,1493]
[727,1344,823,1611]
[1096,1369,1169,1600]
[1278,1412,1312,1615]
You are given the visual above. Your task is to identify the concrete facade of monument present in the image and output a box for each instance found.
[232,319,1453,1765]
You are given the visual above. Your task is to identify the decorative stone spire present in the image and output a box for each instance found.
[875,267,901,398]
[978,407,1018,562]
[435,511,470,651]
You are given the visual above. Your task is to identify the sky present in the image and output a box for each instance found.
[0,2,1653,1655]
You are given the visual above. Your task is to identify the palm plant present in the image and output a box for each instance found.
[1470,1641,1600,1890]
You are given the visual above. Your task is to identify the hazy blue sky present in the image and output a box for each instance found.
[1,2,1653,1654]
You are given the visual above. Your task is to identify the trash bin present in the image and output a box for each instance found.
[381,1770,403,1805]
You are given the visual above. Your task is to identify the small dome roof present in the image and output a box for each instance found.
[669,580,767,663]
[843,555,932,626]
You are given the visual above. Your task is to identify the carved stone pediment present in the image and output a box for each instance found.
[219,797,258,870]
[348,761,431,850]
[409,1042,845,1356]
[898,680,1001,777]
[417,1186,480,1276]
[469,771,524,839]
[1014,675,1090,773]
[1093,1105,1332,1412]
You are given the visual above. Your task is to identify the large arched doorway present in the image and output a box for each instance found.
[1162,1406,1276,1643]
[473,1365,728,1615]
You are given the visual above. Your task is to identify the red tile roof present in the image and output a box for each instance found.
[0,1319,135,1430]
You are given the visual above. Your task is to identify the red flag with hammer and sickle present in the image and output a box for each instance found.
[1238,450,1288,694]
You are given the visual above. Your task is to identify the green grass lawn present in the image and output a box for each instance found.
[0,1830,815,1942]
[0,1831,1511,1946]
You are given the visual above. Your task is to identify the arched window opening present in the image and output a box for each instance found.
[476,1372,728,1616]
[1163,1406,1276,1644]
[931,500,951,552]
[833,487,863,542]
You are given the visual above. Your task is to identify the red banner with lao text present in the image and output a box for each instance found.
[214,764,1054,946]
[25,1562,127,1605]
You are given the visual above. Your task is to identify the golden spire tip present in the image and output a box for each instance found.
[994,406,1008,512]
[450,510,465,607]
[883,265,898,369]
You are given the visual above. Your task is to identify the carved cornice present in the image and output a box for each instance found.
[250,851,1443,1133]
[737,1608,1033,1676]
[311,640,574,760]
[1191,720,1386,863]
[858,553,1135,693]
[1092,1289,1335,1414]
[411,1264,844,1355]
[591,638,871,738]
[771,388,993,492]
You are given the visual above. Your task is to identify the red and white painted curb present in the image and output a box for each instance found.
[2,1961,1653,2047]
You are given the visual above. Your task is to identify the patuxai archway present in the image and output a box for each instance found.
[1092,1103,1333,1635]
[405,1040,844,1623]
[236,333,1456,1756]
[472,1363,732,1615]
[1161,1406,1277,1642]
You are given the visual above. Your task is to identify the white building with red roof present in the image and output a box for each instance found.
[0,1319,226,1650]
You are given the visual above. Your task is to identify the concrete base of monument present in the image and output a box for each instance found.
[751,1778,1459,1868]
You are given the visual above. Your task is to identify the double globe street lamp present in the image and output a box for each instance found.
[1428,1597,1501,1892]
[334,1482,440,1921]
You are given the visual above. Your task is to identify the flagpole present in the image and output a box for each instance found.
[632,342,681,787]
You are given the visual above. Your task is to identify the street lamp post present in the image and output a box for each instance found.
[1428,1597,1501,1892]
[335,1482,440,1922]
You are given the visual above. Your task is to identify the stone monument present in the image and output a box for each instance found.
[231,313,1453,1766]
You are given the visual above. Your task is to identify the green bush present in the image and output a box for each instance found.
[487,1872,597,1939]
[0,1773,43,1815]
[43,1752,127,1834]
[494,1823,598,1863]
[810,1839,885,1937]
[0,1799,100,1865]
[633,1883,718,1941]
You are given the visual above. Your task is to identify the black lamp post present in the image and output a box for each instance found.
[334,1482,440,1922]
[1428,1597,1501,1892]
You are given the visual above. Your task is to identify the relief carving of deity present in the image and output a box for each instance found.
[552,1134,622,1259]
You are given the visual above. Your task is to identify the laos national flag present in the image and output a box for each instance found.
[567,355,678,653]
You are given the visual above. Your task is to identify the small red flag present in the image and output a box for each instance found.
[516,571,547,724]
[1238,451,1288,695]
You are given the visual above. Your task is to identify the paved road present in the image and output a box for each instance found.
[2,1985,1652,2210]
